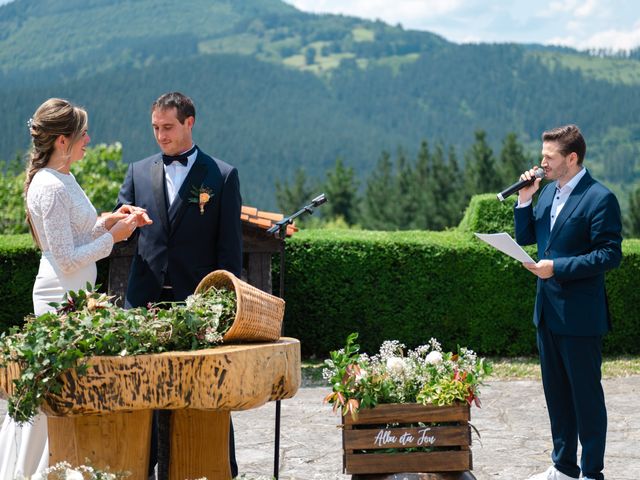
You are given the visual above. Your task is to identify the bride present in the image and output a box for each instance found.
[0,98,151,479]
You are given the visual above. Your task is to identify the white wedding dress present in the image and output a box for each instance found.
[0,168,114,480]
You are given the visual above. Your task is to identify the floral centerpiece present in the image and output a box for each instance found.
[324,333,491,418]
[324,333,492,475]
[0,284,236,423]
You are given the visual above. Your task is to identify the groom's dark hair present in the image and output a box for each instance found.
[152,92,196,124]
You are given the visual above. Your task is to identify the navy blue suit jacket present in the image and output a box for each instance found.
[514,170,622,336]
[117,148,242,308]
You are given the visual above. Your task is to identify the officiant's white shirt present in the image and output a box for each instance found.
[516,167,585,232]
[164,145,197,204]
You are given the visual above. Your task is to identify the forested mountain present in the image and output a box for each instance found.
[2,0,640,208]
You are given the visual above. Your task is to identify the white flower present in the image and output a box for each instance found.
[355,368,367,382]
[386,356,405,375]
[204,326,221,343]
[425,351,443,365]
[185,293,198,309]
[65,468,84,480]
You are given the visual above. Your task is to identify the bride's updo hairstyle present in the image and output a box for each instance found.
[23,98,88,245]
[24,98,88,198]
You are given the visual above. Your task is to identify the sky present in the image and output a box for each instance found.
[0,0,638,51]
[283,0,640,51]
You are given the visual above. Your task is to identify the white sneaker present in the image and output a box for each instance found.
[527,466,579,480]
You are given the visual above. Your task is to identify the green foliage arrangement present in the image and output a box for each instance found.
[323,333,491,418]
[0,285,236,423]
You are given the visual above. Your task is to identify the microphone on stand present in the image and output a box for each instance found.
[496,169,546,202]
[266,193,328,236]
[310,193,327,208]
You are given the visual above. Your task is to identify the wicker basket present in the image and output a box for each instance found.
[195,270,285,342]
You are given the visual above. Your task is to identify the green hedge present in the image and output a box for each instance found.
[0,234,39,331]
[2,194,638,357]
[0,234,108,332]
[458,193,516,235]
[281,229,640,357]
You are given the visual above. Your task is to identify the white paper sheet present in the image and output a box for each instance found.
[474,232,536,263]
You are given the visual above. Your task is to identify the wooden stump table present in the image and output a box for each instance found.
[1,338,301,480]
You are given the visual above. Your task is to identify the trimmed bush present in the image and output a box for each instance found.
[0,234,109,332]
[2,194,638,357]
[282,229,640,357]
[0,234,39,331]
[458,193,516,235]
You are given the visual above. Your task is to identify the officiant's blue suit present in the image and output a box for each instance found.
[117,147,242,478]
[514,169,622,480]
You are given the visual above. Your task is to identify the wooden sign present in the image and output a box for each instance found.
[342,403,472,475]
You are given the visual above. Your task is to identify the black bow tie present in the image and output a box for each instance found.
[162,146,197,166]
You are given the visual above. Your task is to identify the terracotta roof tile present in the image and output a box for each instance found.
[240,205,298,237]
[257,211,284,222]
[241,206,258,216]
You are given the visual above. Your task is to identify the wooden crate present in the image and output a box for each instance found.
[342,403,472,475]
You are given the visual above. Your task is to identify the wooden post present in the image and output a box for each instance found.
[48,411,152,480]
[169,410,231,479]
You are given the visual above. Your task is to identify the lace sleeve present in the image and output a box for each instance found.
[39,183,114,274]
[92,215,109,238]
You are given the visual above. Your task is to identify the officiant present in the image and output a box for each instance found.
[514,125,622,480]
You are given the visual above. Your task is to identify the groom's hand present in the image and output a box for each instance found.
[117,205,153,226]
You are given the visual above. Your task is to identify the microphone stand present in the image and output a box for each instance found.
[268,194,327,480]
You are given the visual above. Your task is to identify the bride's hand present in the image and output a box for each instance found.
[102,212,128,230]
[109,215,138,243]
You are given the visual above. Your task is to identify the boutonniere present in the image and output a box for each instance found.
[190,185,214,215]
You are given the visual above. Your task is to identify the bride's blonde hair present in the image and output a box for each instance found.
[24,98,88,245]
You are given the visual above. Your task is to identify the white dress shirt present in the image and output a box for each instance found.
[164,146,198,205]
[549,167,586,230]
[517,167,586,232]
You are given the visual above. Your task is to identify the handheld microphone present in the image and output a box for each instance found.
[496,169,545,202]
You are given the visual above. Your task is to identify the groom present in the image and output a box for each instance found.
[117,91,242,478]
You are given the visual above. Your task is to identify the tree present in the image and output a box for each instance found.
[409,140,435,230]
[464,130,501,197]
[361,151,399,230]
[275,167,315,218]
[323,158,360,225]
[393,148,416,229]
[499,132,530,186]
[70,143,128,214]
[445,146,466,226]
[0,144,129,235]
[626,185,640,238]
[305,47,316,65]
[428,143,466,230]
[0,153,27,234]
